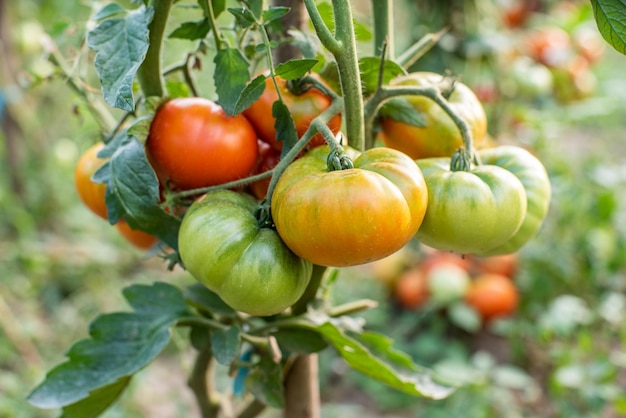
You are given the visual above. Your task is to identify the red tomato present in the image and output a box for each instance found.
[465,274,519,321]
[115,219,158,250]
[249,140,281,200]
[243,74,342,151]
[471,253,518,279]
[74,142,108,220]
[146,98,258,191]
[395,267,429,309]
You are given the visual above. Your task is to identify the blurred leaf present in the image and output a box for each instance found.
[275,59,318,80]
[86,5,154,111]
[60,378,130,418]
[246,356,284,407]
[273,100,298,158]
[211,326,240,365]
[378,98,426,127]
[185,283,236,316]
[28,283,190,411]
[316,322,455,399]
[288,29,321,59]
[198,0,226,18]
[214,48,251,115]
[447,302,481,333]
[169,19,210,40]
[359,57,405,95]
[262,7,290,25]
[591,0,626,55]
[274,329,328,354]
[93,3,125,21]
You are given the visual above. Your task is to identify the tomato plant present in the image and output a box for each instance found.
[243,74,342,151]
[380,72,488,159]
[271,146,428,267]
[74,142,108,220]
[465,273,519,321]
[146,97,258,191]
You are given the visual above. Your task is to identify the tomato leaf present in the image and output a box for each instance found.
[591,0,626,55]
[272,100,298,158]
[169,19,210,40]
[274,329,328,354]
[214,48,251,115]
[261,7,290,25]
[315,322,456,399]
[234,74,267,114]
[275,59,319,80]
[86,5,154,111]
[359,57,406,95]
[27,282,190,412]
[185,283,237,316]
[211,326,241,365]
[228,7,257,28]
[246,356,284,408]
[198,0,226,18]
[378,97,426,127]
[92,3,125,21]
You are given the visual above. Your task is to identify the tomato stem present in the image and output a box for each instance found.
[137,0,173,98]
[396,28,448,69]
[187,344,221,418]
[372,0,394,58]
[172,170,274,200]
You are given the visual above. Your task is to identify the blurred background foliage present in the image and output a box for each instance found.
[1,0,626,417]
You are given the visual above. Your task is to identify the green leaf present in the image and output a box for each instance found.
[211,326,240,365]
[60,377,131,418]
[126,114,153,140]
[185,283,236,316]
[245,0,263,18]
[591,0,626,55]
[246,356,284,408]
[359,57,406,95]
[214,48,251,115]
[28,283,190,411]
[447,301,481,333]
[228,7,257,28]
[316,322,455,399]
[275,59,318,80]
[272,100,298,158]
[262,7,290,25]
[288,29,321,59]
[169,19,210,40]
[378,98,426,127]
[86,5,154,111]
[234,74,267,114]
[274,329,328,354]
[93,3,125,21]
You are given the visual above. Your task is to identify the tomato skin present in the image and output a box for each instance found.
[465,274,518,321]
[243,74,342,151]
[477,146,551,255]
[416,156,527,255]
[380,72,488,159]
[116,219,158,249]
[146,98,258,190]
[74,142,108,220]
[426,262,471,304]
[271,146,428,267]
[395,267,429,309]
[249,140,281,200]
[178,190,312,316]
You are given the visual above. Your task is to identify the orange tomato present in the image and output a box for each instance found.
[465,274,519,321]
[74,142,108,220]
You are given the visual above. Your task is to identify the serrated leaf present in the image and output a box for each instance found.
[272,100,298,158]
[126,115,153,140]
[234,74,267,114]
[591,0,626,54]
[93,3,125,21]
[28,283,190,411]
[246,356,284,408]
[262,7,290,25]
[60,377,131,418]
[359,57,405,95]
[378,97,426,127]
[316,322,455,399]
[169,19,210,40]
[211,326,240,365]
[185,283,237,316]
[228,7,257,28]
[274,329,328,354]
[275,59,318,80]
[214,48,251,115]
[86,6,154,111]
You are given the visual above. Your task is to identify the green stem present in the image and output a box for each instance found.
[173,170,274,199]
[137,0,173,97]
[303,0,341,54]
[372,0,393,58]
[177,317,230,330]
[395,28,447,69]
[187,343,221,418]
[206,0,226,50]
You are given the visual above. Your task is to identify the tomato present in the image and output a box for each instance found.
[477,146,551,255]
[380,72,488,159]
[146,97,258,191]
[271,146,429,267]
[525,27,573,68]
[394,267,429,309]
[416,151,527,255]
[420,250,472,275]
[243,74,342,151]
[74,142,108,220]
[178,190,312,316]
[471,253,518,279]
[249,140,281,200]
[116,219,158,250]
[426,262,471,304]
[465,274,518,321]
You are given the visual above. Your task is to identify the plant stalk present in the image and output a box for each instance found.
[372,0,393,58]
[188,343,221,418]
[137,0,173,98]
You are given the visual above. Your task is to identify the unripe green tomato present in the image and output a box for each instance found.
[178,190,312,316]
[426,262,471,304]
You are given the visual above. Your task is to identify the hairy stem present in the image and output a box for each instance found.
[137,0,173,97]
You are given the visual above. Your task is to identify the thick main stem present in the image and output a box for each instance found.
[188,344,221,418]
[283,355,320,418]
[137,0,173,97]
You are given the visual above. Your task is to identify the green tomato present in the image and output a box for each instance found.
[477,146,551,255]
[178,190,312,316]
[416,154,527,254]
[426,262,471,304]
